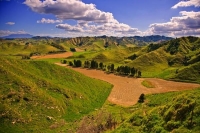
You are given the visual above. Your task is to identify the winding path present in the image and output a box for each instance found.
[56,64,200,106]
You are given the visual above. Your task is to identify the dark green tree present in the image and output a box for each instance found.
[69,61,73,66]
[138,93,145,103]
[130,67,135,76]
[111,64,115,72]
[137,70,142,77]
[99,62,104,69]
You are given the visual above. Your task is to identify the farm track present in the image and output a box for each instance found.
[31,52,73,59]
[56,64,200,106]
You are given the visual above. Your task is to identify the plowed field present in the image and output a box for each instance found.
[64,67,200,106]
[31,52,73,59]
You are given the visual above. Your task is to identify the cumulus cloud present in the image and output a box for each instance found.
[149,11,200,36]
[6,22,15,25]
[24,0,142,36]
[172,0,200,9]
[0,30,27,37]
[56,22,141,36]
[37,18,63,24]
[24,0,117,23]
[56,24,83,32]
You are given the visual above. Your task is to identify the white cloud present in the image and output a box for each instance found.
[149,11,200,36]
[24,0,117,24]
[37,18,63,24]
[24,0,142,36]
[6,22,15,25]
[56,24,83,32]
[56,22,142,36]
[172,0,200,9]
[0,30,27,37]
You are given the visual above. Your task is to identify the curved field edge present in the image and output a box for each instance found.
[0,57,113,132]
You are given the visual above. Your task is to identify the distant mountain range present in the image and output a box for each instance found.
[1,34,33,39]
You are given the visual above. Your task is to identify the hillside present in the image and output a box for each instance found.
[124,36,200,82]
[105,88,200,133]
[0,57,112,132]
[74,88,200,133]
[64,36,200,83]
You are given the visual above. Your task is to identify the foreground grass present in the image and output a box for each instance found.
[0,57,112,132]
[112,88,200,133]
[75,88,200,133]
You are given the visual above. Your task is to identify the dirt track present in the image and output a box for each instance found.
[31,52,73,59]
[59,66,200,106]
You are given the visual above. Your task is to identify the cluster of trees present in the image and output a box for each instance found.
[116,66,141,77]
[70,48,76,52]
[127,54,137,60]
[63,59,142,77]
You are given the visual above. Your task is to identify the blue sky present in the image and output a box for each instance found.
[0,0,199,37]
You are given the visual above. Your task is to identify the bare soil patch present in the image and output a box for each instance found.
[31,52,73,59]
[56,64,200,106]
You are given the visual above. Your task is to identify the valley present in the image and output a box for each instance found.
[0,35,200,132]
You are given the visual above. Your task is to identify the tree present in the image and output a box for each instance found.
[124,66,130,75]
[107,65,111,72]
[95,61,98,69]
[91,60,96,69]
[99,62,103,69]
[111,64,114,72]
[130,67,135,77]
[69,61,73,66]
[116,66,120,73]
[137,70,142,78]
[138,93,145,103]
[70,48,76,52]
[61,60,67,64]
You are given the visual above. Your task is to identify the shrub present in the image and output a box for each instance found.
[138,93,145,103]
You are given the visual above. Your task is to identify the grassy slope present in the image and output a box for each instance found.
[0,40,58,56]
[74,88,200,133]
[112,88,200,133]
[0,57,112,132]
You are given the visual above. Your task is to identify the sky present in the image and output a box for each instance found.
[0,0,200,37]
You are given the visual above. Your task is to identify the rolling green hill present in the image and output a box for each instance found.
[112,88,200,133]
[0,57,112,132]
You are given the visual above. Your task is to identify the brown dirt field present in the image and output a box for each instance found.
[56,64,200,106]
[31,52,73,59]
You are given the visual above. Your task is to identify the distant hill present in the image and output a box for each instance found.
[133,35,173,42]
[2,34,33,39]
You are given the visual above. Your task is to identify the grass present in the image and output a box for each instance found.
[110,88,200,133]
[141,80,155,88]
[0,57,113,132]
[73,88,200,133]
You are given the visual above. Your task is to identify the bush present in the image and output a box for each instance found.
[138,93,145,103]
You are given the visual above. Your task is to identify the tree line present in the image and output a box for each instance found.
[61,59,142,77]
